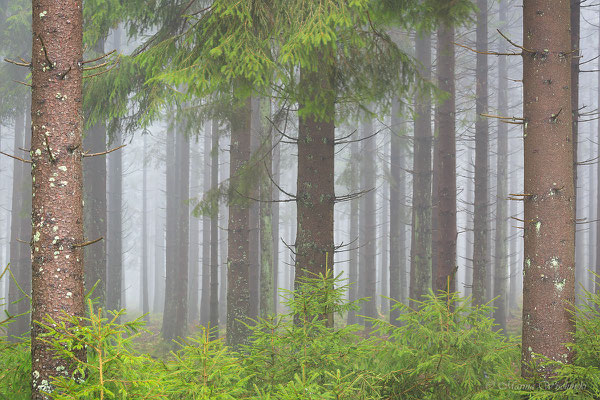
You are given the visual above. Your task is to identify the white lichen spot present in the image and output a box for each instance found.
[65,254,70,259]
[60,181,68,186]
[52,226,58,232]
[33,370,40,379]
[535,221,541,235]
[39,10,47,18]
[34,231,40,242]
[49,177,55,182]
[35,149,41,156]
[550,257,560,269]
[555,279,566,292]
[58,166,67,172]
[66,292,72,298]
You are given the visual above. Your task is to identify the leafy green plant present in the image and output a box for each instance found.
[38,300,162,399]
[371,291,520,400]
[243,270,381,399]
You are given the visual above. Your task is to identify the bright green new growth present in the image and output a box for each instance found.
[3,273,600,399]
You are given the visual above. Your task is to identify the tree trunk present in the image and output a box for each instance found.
[434,22,457,294]
[7,109,27,339]
[271,115,281,313]
[390,98,407,325]
[347,140,359,325]
[571,0,582,302]
[209,120,220,334]
[188,140,200,324]
[294,62,335,312]
[83,39,107,308]
[30,0,85,395]
[259,99,274,318]
[227,96,252,348]
[166,128,190,339]
[153,206,164,313]
[380,141,389,316]
[409,33,433,308]
[249,98,261,318]
[493,0,509,333]
[200,123,211,327]
[521,0,575,376]
[472,0,489,306]
[360,116,377,325]
[106,130,122,313]
[161,124,177,339]
[141,135,149,323]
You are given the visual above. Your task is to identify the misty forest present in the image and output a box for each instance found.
[1,0,600,399]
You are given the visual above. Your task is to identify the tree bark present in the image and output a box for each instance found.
[30,0,85,395]
[271,114,281,313]
[347,140,359,325]
[390,98,407,325]
[409,33,433,308]
[106,129,122,313]
[359,116,377,325]
[83,39,107,309]
[380,141,389,316]
[472,0,489,306]
[200,123,211,327]
[493,0,509,333]
[521,0,575,376]
[259,99,274,318]
[141,135,149,323]
[187,140,200,324]
[294,62,335,319]
[227,95,252,348]
[434,22,457,294]
[209,120,220,334]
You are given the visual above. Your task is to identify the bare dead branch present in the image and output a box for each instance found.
[83,144,126,158]
[454,42,521,56]
[497,29,535,53]
[81,49,116,65]
[72,237,103,248]
[0,151,31,164]
[4,58,31,67]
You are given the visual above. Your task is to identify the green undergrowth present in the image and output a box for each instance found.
[1,271,600,399]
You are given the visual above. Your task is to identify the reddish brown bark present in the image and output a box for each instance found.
[434,22,457,294]
[294,64,335,290]
[521,0,575,376]
[226,96,252,348]
[30,0,85,397]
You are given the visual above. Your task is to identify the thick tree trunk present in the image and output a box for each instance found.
[409,33,432,308]
[434,22,457,294]
[209,120,220,333]
[227,96,252,348]
[219,201,228,324]
[472,0,489,306]
[30,0,85,396]
[464,146,474,297]
[294,63,335,312]
[521,0,575,376]
[200,123,211,327]
[390,98,407,325]
[493,0,509,333]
